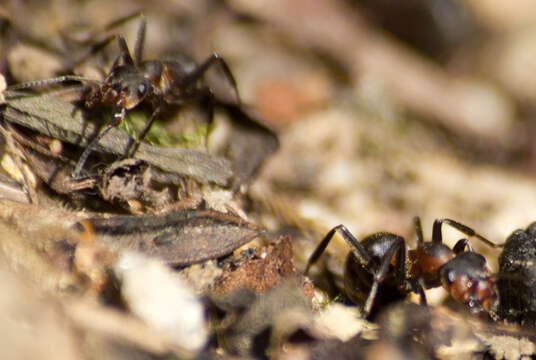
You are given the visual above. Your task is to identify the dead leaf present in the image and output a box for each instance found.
[83,208,264,266]
[3,94,234,185]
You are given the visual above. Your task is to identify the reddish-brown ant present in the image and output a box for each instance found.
[9,16,240,178]
[305,217,499,318]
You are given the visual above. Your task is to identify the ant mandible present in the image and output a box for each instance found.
[304,217,499,319]
[10,16,240,179]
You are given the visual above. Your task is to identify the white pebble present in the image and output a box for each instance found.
[114,252,207,352]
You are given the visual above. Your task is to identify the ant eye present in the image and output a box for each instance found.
[137,84,147,96]
[446,270,456,284]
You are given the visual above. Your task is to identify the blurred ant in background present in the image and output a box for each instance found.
[305,217,499,319]
[9,15,240,178]
[495,222,536,327]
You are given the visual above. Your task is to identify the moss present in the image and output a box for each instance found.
[118,110,209,149]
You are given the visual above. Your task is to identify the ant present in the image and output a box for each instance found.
[495,222,536,327]
[9,16,240,179]
[304,217,499,319]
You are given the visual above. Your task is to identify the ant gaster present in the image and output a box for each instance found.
[304,217,498,318]
[9,16,240,178]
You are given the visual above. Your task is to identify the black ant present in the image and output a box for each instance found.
[9,16,240,179]
[304,217,499,319]
[495,222,536,327]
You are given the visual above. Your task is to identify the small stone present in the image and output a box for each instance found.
[114,252,207,353]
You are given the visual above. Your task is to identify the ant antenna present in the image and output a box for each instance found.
[117,35,135,66]
[104,10,144,32]
[431,218,503,249]
[134,16,147,66]
[414,216,424,246]
[8,75,100,91]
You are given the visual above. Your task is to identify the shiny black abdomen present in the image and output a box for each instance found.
[344,233,406,318]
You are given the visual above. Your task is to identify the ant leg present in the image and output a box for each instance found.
[363,236,406,316]
[7,75,98,91]
[415,281,428,306]
[125,105,162,158]
[201,94,215,151]
[432,218,499,248]
[71,124,114,178]
[197,88,216,150]
[452,238,472,253]
[183,53,240,104]
[305,225,373,275]
[72,106,126,178]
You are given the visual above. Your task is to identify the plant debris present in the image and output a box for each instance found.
[213,235,313,298]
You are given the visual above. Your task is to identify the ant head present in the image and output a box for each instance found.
[100,65,152,109]
[121,77,151,109]
[439,252,498,315]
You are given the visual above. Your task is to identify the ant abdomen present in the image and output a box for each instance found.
[344,232,407,317]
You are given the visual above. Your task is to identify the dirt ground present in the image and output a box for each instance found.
[2,0,536,359]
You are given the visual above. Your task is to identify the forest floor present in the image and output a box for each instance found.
[1,0,536,359]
